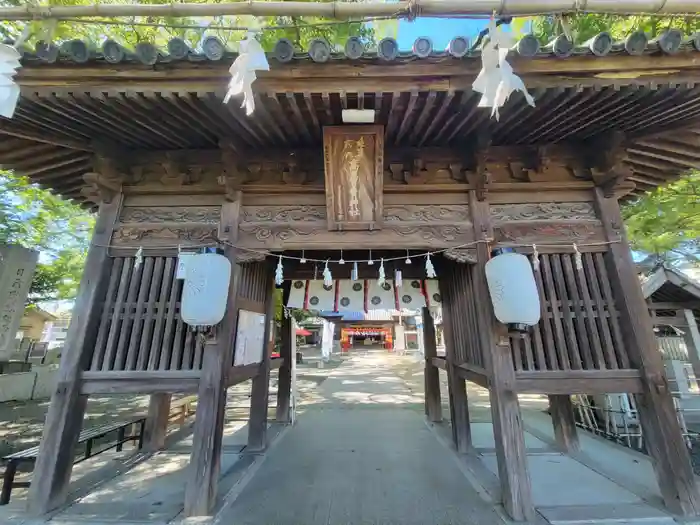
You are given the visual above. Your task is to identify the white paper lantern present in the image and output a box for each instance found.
[181,253,232,326]
[484,248,541,332]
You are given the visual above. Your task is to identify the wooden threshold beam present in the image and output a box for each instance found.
[515,369,643,394]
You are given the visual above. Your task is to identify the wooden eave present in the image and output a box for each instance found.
[3,50,700,203]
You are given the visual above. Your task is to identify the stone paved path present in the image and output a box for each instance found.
[224,350,505,525]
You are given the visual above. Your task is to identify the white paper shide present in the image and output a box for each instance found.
[0,43,21,119]
[224,32,270,115]
[473,19,535,121]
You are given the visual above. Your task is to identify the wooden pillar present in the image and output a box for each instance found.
[682,309,700,390]
[142,394,172,451]
[440,272,471,452]
[247,263,276,452]
[27,195,122,515]
[184,198,241,517]
[422,307,442,423]
[276,316,293,424]
[595,188,700,516]
[469,192,534,522]
[548,395,580,453]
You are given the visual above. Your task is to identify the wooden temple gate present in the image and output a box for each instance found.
[2,33,700,521]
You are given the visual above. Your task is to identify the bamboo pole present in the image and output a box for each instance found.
[0,0,698,21]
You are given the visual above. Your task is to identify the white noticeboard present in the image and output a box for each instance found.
[233,310,266,366]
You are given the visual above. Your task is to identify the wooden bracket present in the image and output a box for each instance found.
[387,162,404,182]
[219,148,248,201]
[282,153,308,184]
[467,155,492,201]
[81,172,122,204]
[448,162,466,182]
[578,130,631,196]
[81,153,124,204]
[508,146,553,182]
[405,159,429,184]
[467,131,493,200]
[160,152,186,186]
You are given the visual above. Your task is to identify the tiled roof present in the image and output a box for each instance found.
[11,31,700,66]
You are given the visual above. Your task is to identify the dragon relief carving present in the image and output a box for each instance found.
[383,205,471,223]
[112,226,218,245]
[496,224,601,243]
[119,206,221,224]
[241,206,326,223]
[237,224,473,246]
[490,203,598,223]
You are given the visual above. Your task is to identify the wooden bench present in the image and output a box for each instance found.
[0,418,145,505]
[168,395,197,425]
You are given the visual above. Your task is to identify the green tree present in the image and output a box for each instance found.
[0,0,384,52]
[513,13,700,44]
[0,171,94,304]
[622,172,700,268]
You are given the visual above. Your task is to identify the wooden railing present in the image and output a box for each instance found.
[86,256,205,372]
[511,251,631,373]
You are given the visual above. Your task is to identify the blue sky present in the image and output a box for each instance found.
[396,18,489,50]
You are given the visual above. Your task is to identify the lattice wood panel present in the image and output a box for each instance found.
[439,259,484,369]
[87,256,205,372]
[512,252,631,372]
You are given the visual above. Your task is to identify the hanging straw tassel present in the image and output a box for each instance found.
[323,260,333,287]
[377,258,386,287]
[425,253,436,278]
[351,261,359,281]
[275,255,284,285]
[395,269,403,288]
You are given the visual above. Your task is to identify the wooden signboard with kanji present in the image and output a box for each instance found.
[322,125,384,231]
